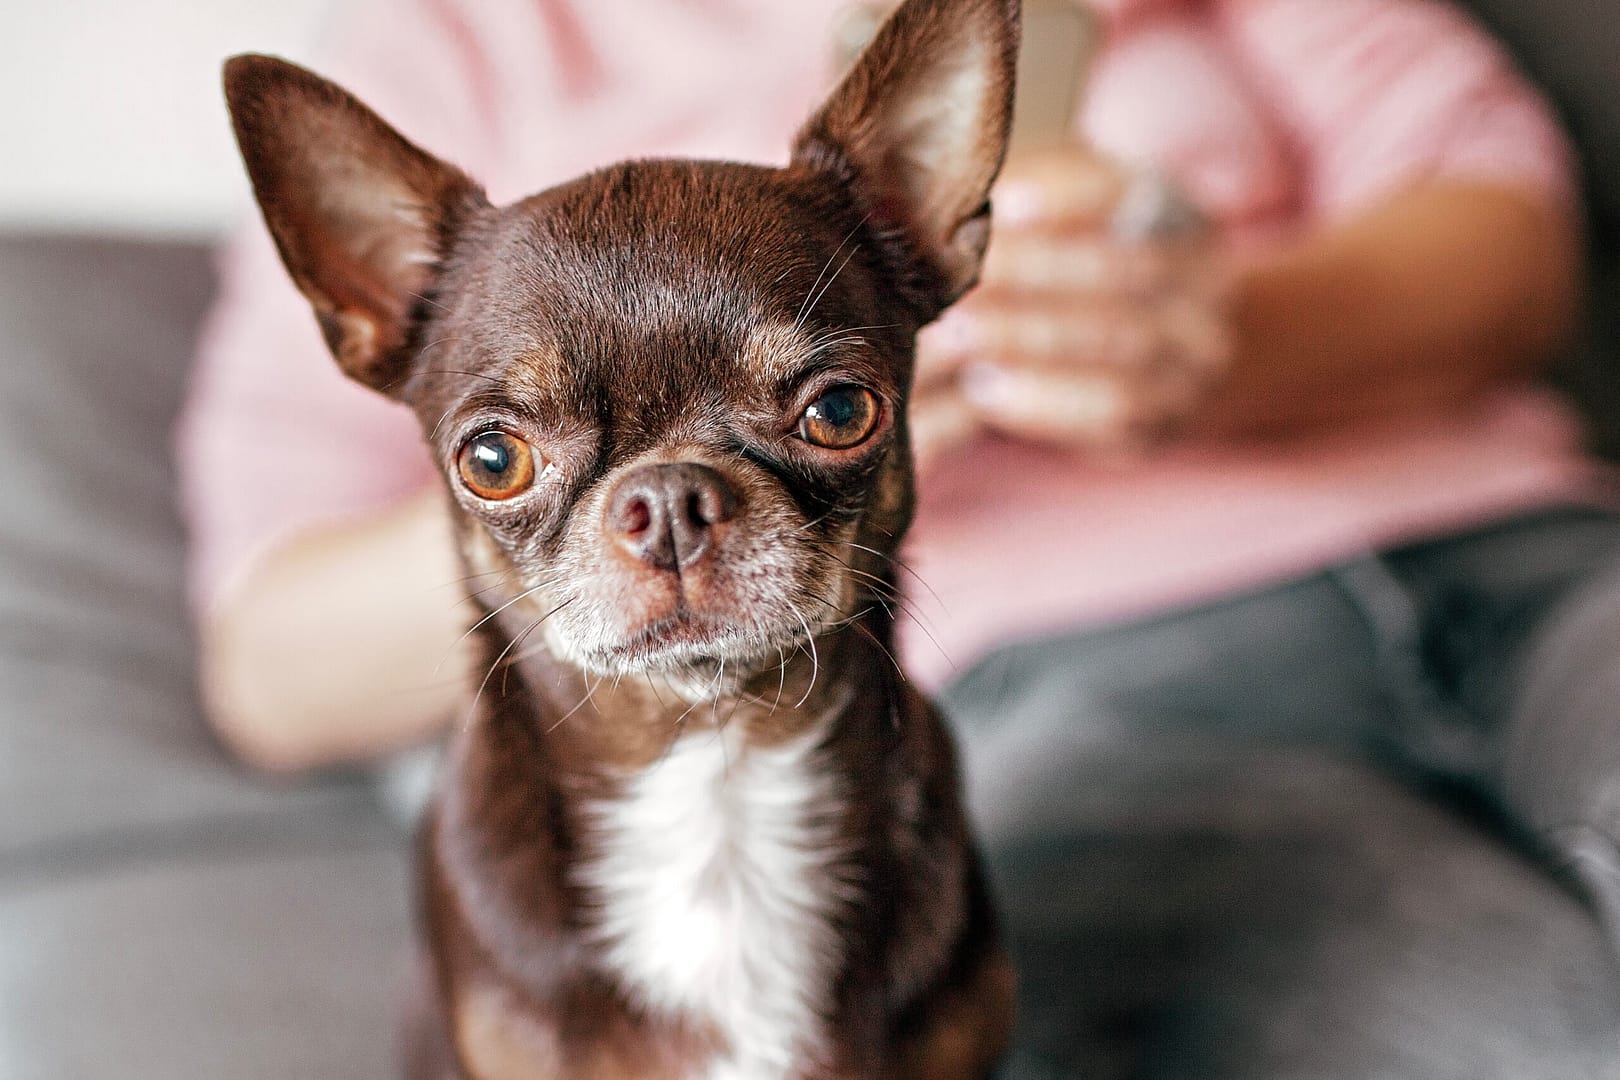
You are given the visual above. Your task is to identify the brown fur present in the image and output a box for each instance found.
[224,1,1022,1076]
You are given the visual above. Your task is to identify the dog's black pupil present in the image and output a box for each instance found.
[811,390,858,428]
[473,437,510,475]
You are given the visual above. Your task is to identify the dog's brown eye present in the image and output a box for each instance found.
[457,431,536,500]
[798,386,880,449]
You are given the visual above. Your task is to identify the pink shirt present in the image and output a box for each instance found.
[180,0,1592,687]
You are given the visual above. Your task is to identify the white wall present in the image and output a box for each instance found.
[0,0,334,238]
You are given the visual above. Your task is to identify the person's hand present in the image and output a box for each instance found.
[913,145,1231,465]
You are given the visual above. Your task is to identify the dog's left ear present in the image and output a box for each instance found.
[223,54,488,394]
[793,0,1020,316]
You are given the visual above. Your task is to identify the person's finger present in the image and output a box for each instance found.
[926,299,1160,370]
[960,362,1210,453]
[979,233,1185,297]
[994,145,1126,230]
[959,364,1133,446]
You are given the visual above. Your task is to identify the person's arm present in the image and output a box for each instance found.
[917,156,1578,455]
[1207,178,1579,438]
[1205,0,1584,436]
[913,0,1582,456]
[201,490,472,773]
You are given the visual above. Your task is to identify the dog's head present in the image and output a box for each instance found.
[224,0,1018,683]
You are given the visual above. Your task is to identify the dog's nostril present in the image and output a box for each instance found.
[608,463,738,571]
[619,495,653,535]
[688,483,737,527]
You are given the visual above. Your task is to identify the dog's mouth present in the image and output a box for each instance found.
[522,560,850,683]
[613,609,748,664]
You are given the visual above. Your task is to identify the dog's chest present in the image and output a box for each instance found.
[577,721,850,1078]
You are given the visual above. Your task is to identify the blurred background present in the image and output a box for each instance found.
[0,1,330,236]
[5,2,1620,1079]
[1,6,423,1080]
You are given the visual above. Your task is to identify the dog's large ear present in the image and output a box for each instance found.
[793,0,1019,315]
[223,54,487,393]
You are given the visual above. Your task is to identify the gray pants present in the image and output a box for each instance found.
[939,508,1620,1079]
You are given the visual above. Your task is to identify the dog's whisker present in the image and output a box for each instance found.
[384,366,505,394]
[795,510,841,535]
[853,621,907,681]
[719,678,756,734]
[435,567,513,591]
[467,597,577,722]
[429,402,461,440]
[793,212,872,331]
[798,245,862,335]
[773,647,789,716]
[437,579,553,677]
[546,674,602,733]
[642,674,669,710]
[896,611,955,670]
[825,554,906,606]
[844,540,946,611]
[467,618,540,727]
[809,322,899,342]
[793,611,821,710]
[710,657,727,726]
[406,288,447,312]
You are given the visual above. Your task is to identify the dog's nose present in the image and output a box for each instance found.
[606,463,738,572]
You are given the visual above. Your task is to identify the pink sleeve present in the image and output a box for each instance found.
[1214,0,1578,217]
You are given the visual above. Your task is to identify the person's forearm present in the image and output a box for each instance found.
[200,490,473,772]
[1203,180,1581,438]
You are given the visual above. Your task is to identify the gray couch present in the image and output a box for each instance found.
[6,3,1620,1076]
[0,238,412,1079]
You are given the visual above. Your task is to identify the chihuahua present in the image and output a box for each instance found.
[225,0,1019,1075]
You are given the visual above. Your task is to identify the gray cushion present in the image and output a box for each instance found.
[0,235,379,850]
[0,234,412,1078]
[993,746,1620,1079]
[0,842,411,1080]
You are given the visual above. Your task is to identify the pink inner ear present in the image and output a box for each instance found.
[280,151,468,385]
[284,121,442,306]
[226,54,486,391]
[945,211,992,287]
[889,40,998,231]
[306,181,441,325]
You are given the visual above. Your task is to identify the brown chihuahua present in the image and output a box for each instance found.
[225,0,1019,1075]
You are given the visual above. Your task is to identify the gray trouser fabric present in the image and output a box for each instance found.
[940,507,1620,1080]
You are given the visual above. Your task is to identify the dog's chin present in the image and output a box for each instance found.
[552,608,818,687]
[529,558,857,688]
[586,615,793,676]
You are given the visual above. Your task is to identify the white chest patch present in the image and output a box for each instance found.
[576,720,851,1079]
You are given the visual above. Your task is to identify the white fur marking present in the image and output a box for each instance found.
[578,720,851,1078]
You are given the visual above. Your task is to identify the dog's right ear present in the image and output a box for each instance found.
[223,55,488,394]
[793,0,1020,319]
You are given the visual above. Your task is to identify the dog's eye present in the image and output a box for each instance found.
[797,386,880,449]
[457,431,537,500]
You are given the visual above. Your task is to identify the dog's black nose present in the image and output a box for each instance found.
[606,463,738,572]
